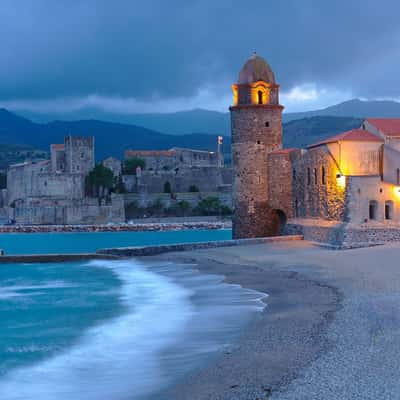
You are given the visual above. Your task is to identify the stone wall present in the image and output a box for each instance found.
[123,191,232,209]
[11,195,125,225]
[123,166,232,194]
[64,136,95,175]
[291,146,346,221]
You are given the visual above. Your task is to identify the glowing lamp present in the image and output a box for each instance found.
[336,173,346,188]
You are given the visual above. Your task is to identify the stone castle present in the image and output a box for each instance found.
[231,54,400,248]
[6,136,125,225]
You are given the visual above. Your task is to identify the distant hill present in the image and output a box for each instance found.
[0,109,366,169]
[0,109,230,162]
[284,99,400,122]
[15,98,400,136]
[283,116,362,148]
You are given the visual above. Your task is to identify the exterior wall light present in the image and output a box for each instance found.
[336,173,346,188]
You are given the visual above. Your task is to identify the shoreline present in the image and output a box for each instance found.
[0,221,231,234]
[145,241,342,399]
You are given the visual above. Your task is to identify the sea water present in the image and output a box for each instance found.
[0,258,265,399]
[0,229,232,255]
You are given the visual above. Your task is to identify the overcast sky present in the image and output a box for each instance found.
[1,0,400,115]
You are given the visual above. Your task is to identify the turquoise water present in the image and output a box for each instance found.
[0,229,232,255]
[0,259,265,399]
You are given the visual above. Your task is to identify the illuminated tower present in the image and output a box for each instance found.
[230,53,284,238]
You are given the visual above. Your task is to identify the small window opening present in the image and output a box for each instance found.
[397,168,400,185]
[314,168,318,184]
[257,140,261,145]
[265,121,270,127]
[369,200,378,220]
[292,169,296,181]
[385,201,393,220]
[321,166,325,185]
[257,90,263,105]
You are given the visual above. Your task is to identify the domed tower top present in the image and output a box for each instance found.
[231,53,281,107]
[238,53,276,85]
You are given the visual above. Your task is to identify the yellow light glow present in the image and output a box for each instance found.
[393,186,400,198]
[336,173,346,188]
[232,85,238,106]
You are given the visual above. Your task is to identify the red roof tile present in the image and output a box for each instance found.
[366,118,400,137]
[125,150,177,157]
[308,129,383,148]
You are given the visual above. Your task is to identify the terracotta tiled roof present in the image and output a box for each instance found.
[125,150,177,157]
[366,118,400,137]
[308,129,383,148]
[269,148,299,155]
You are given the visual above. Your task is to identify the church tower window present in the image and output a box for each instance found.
[321,167,326,185]
[257,90,263,105]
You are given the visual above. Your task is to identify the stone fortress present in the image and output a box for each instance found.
[6,136,125,225]
[232,53,400,248]
[1,136,231,225]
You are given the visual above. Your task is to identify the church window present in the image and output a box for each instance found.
[314,168,318,184]
[321,167,326,185]
[369,200,378,220]
[257,91,263,105]
[385,201,393,220]
[307,168,311,186]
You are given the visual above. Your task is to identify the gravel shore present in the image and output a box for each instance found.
[143,240,400,399]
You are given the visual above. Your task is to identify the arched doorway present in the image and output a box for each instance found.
[275,209,287,234]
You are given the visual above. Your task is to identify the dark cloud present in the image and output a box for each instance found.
[0,0,400,109]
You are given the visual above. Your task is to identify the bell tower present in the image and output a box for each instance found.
[230,53,284,239]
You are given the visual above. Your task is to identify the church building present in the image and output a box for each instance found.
[231,54,400,248]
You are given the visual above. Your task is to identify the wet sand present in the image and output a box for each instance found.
[144,240,400,399]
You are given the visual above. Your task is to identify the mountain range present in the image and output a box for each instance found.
[15,98,400,136]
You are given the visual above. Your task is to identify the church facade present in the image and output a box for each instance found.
[231,54,400,248]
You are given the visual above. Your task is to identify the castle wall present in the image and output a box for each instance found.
[231,105,283,238]
[291,147,346,221]
[123,167,232,194]
[12,195,125,225]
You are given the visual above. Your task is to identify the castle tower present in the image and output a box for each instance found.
[230,53,284,239]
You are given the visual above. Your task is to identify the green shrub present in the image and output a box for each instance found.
[86,164,114,197]
[124,157,146,175]
[195,197,232,216]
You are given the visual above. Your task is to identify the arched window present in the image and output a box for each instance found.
[385,200,394,220]
[369,200,378,220]
[321,166,326,185]
[257,90,263,105]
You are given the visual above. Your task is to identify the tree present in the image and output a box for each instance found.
[124,157,146,175]
[176,200,191,216]
[163,181,172,193]
[0,173,6,190]
[115,174,126,194]
[188,185,199,192]
[194,197,231,216]
[86,164,114,197]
